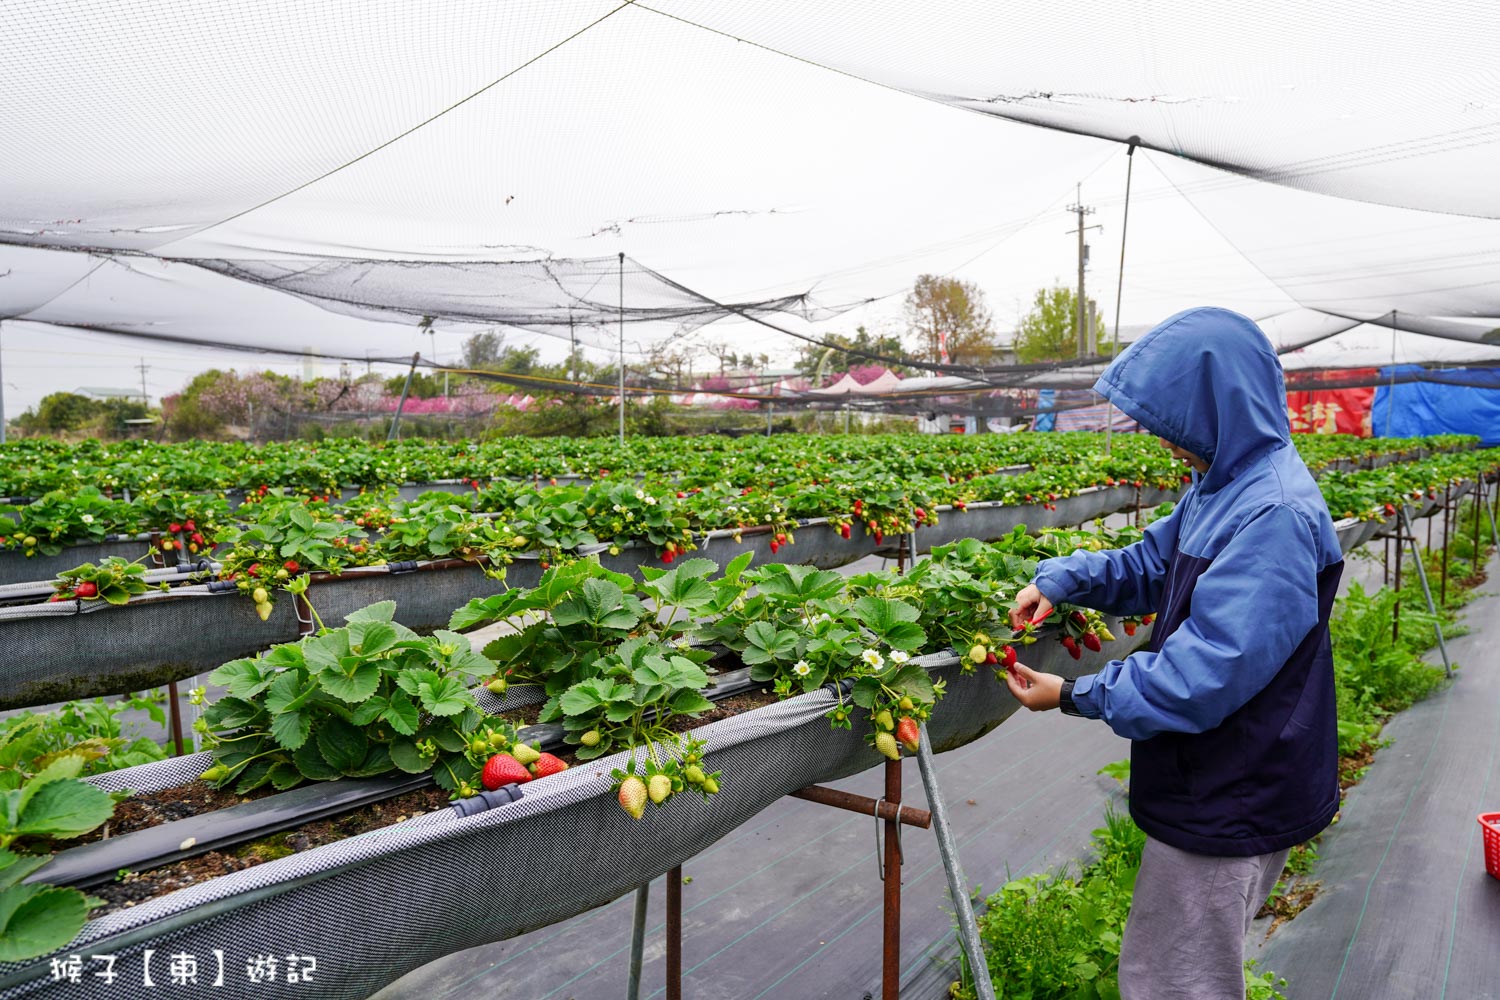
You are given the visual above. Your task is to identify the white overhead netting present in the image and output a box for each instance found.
[0,1,1497,380]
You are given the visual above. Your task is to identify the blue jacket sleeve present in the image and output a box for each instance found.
[1068,503,1321,740]
[1032,499,1183,617]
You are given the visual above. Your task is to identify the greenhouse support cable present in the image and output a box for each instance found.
[1104,138,1139,457]
[154,2,642,248]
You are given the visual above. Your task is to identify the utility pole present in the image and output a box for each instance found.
[1066,185,1101,357]
[137,358,150,406]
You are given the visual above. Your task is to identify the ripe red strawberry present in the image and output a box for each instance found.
[284,560,300,572]
[840,524,852,540]
[662,550,675,563]
[185,520,196,531]
[985,650,999,665]
[914,507,926,522]
[531,752,568,779]
[74,581,98,598]
[481,753,532,790]
[1142,614,1155,625]
[873,531,883,545]
[1082,632,1102,653]
[768,542,778,554]
[954,501,967,511]
[1061,635,1081,660]
[1071,611,1088,628]
[676,491,686,498]
[1124,621,1138,637]
[1182,474,1192,483]
[1001,645,1017,668]
[618,776,648,819]
[168,522,182,533]
[896,717,921,752]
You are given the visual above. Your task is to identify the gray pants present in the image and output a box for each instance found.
[1118,836,1288,1000]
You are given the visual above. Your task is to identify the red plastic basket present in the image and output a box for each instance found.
[1481,813,1500,880]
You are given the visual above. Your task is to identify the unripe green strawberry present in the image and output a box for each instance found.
[255,601,273,622]
[969,644,987,664]
[896,717,920,752]
[199,764,228,783]
[251,587,269,604]
[468,737,489,755]
[580,730,601,748]
[618,776,648,819]
[648,774,673,804]
[874,710,894,731]
[683,764,706,785]
[487,730,509,749]
[511,743,541,767]
[874,732,902,761]
[487,677,508,695]
[701,775,719,794]
[899,697,915,711]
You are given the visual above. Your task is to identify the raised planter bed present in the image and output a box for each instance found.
[0,625,1144,1000]
[0,536,175,587]
[0,559,518,711]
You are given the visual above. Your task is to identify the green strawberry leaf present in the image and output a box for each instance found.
[269,708,312,750]
[381,694,420,736]
[316,716,368,772]
[0,849,52,891]
[15,778,114,841]
[292,742,342,782]
[0,883,93,963]
[389,739,431,775]
[319,661,381,704]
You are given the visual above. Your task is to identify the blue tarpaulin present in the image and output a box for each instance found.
[1372,366,1500,445]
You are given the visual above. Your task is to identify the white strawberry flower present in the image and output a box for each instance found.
[80,514,94,524]
[890,650,910,664]
[635,489,646,500]
[644,495,657,505]
[793,660,811,677]
[862,649,885,670]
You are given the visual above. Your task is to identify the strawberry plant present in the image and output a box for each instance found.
[50,557,151,606]
[200,602,513,796]
[0,697,170,782]
[375,496,516,567]
[0,756,117,962]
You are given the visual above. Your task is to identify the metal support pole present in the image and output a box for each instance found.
[1485,476,1500,552]
[666,866,682,1000]
[1393,518,1403,644]
[1472,477,1484,567]
[1399,507,1451,677]
[626,883,650,1000]
[1441,484,1451,607]
[883,758,902,1000]
[618,252,626,445]
[167,681,186,757]
[915,724,997,1000]
[0,318,6,444]
[1104,138,1139,458]
[388,352,420,442]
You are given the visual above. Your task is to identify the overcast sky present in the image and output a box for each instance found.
[2,0,1496,418]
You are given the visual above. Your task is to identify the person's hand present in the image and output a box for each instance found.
[1009,584,1054,631]
[1004,661,1063,711]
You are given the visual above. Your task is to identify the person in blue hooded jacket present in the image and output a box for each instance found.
[1006,307,1344,1000]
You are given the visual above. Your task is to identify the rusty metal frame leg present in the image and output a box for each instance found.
[791,764,931,999]
[883,758,902,1000]
[166,680,185,756]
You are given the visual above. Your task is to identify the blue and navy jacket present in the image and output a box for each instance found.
[1034,307,1344,857]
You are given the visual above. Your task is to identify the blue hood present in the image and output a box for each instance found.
[1094,307,1289,492]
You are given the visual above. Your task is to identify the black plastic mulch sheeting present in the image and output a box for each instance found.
[1247,554,1500,1000]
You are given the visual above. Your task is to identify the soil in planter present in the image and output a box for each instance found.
[90,785,454,918]
[83,689,780,917]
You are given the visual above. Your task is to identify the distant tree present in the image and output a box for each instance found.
[794,326,908,382]
[17,392,102,433]
[1012,286,1104,364]
[384,372,444,398]
[462,331,504,369]
[904,275,999,366]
